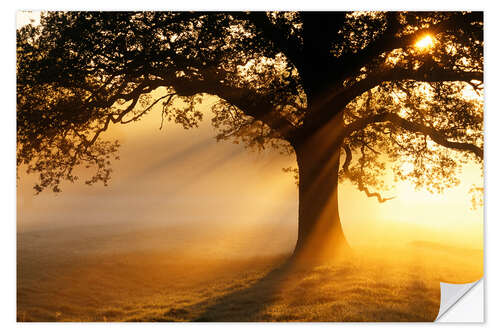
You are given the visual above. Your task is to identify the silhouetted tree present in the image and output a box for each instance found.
[17,12,483,261]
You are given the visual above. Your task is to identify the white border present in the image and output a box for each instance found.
[3,1,498,331]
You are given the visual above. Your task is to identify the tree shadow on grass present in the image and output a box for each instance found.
[153,249,445,322]
[189,257,296,322]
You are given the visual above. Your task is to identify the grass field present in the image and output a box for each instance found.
[17,222,483,322]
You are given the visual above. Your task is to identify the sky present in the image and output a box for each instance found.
[15,11,483,251]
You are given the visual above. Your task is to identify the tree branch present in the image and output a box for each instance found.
[295,63,482,144]
[244,12,302,69]
[295,12,483,143]
[342,66,483,112]
[341,144,395,203]
[335,12,483,81]
[120,93,175,124]
[343,112,483,159]
[167,76,298,140]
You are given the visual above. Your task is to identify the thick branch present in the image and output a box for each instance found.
[88,73,298,142]
[300,12,347,97]
[353,67,483,95]
[296,64,482,142]
[344,112,483,159]
[169,76,298,140]
[334,11,400,80]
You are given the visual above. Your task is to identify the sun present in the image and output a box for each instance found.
[415,34,435,50]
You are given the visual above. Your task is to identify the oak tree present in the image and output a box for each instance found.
[17,11,483,260]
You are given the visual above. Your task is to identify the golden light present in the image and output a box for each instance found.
[399,161,414,176]
[415,35,435,50]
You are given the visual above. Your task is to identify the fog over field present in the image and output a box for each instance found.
[17,98,483,322]
[17,221,482,322]
[17,99,483,248]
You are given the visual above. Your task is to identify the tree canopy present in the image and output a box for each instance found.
[17,11,483,202]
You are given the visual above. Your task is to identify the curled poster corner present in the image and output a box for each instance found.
[435,279,483,322]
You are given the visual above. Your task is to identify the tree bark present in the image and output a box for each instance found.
[291,112,350,262]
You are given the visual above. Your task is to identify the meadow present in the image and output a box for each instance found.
[17,221,483,322]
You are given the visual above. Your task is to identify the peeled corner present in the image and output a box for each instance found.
[435,279,483,322]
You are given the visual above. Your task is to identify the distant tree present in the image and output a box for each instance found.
[17,11,483,261]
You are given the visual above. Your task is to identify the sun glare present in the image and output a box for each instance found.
[415,35,435,50]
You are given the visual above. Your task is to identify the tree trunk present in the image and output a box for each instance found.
[291,113,350,263]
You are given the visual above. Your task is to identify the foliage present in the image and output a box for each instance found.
[17,11,483,200]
